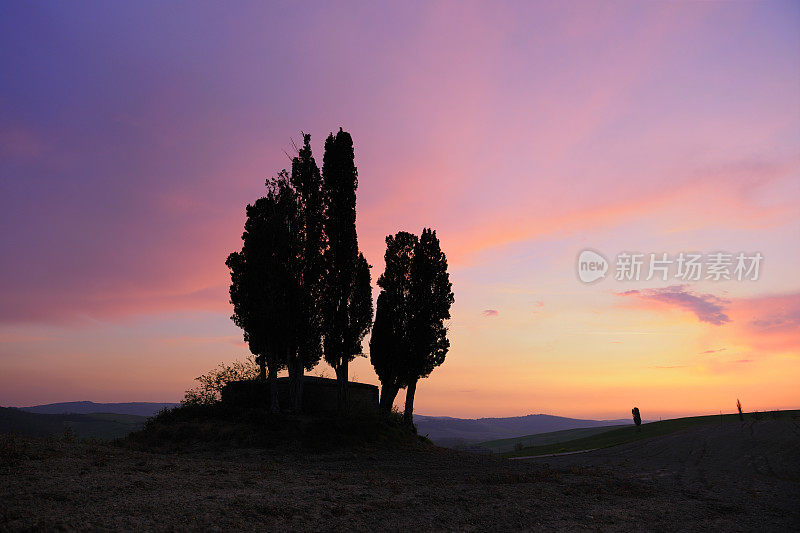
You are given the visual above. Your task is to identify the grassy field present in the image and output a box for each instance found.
[503,409,800,457]
[477,425,625,453]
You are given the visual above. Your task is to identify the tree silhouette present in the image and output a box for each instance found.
[226,177,298,413]
[632,407,641,431]
[370,232,418,412]
[286,134,326,411]
[226,250,269,381]
[736,398,743,421]
[403,229,454,424]
[321,128,373,414]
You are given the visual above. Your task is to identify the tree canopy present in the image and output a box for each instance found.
[226,175,298,411]
[321,128,373,413]
[370,232,418,411]
[370,229,453,421]
[226,129,461,420]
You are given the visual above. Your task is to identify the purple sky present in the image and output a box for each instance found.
[1,1,798,417]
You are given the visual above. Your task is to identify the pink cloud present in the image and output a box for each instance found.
[619,289,800,356]
[729,292,800,353]
[619,285,731,325]
[482,309,499,317]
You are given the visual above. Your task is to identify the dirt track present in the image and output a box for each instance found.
[1,419,798,531]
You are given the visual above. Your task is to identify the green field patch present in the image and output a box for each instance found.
[478,425,625,453]
[502,410,799,458]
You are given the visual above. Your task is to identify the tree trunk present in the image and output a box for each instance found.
[287,348,303,414]
[268,364,279,414]
[379,381,400,414]
[336,359,349,416]
[403,378,417,426]
[258,356,267,382]
[293,363,304,413]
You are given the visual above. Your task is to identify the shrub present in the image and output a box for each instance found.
[183,356,260,405]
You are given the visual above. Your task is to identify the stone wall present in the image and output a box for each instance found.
[221,376,378,414]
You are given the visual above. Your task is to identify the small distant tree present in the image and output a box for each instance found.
[632,407,642,431]
[736,398,743,421]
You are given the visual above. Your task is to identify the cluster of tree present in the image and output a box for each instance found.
[227,128,453,421]
[370,230,454,423]
[227,130,372,414]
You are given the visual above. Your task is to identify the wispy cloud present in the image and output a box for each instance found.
[482,309,499,317]
[619,285,730,325]
[731,292,800,353]
[699,347,726,355]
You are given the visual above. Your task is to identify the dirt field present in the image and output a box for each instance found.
[2,418,798,531]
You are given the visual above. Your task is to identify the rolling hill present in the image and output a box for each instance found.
[0,406,147,439]
[19,401,177,417]
[414,414,631,447]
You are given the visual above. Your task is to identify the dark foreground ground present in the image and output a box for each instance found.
[2,418,798,531]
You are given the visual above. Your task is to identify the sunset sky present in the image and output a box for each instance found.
[1,1,798,419]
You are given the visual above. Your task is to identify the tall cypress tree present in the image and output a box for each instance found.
[226,176,297,413]
[321,128,373,414]
[370,232,418,412]
[286,133,326,412]
[403,229,454,424]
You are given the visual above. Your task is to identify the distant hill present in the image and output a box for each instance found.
[0,406,147,439]
[414,414,631,447]
[20,401,177,417]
